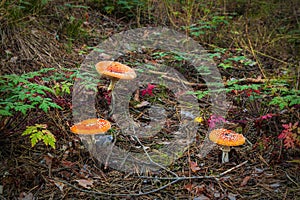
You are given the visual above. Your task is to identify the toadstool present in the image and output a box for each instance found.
[95,61,136,91]
[209,128,245,163]
[70,118,111,144]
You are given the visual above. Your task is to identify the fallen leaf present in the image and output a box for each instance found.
[75,179,94,189]
[194,184,206,195]
[134,101,150,108]
[240,176,251,186]
[184,183,194,192]
[213,191,221,198]
[270,183,281,188]
[174,90,187,98]
[194,194,210,200]
[254,167,264,174]
[134,89,140,101]
[61,160,76,167]
[190,161,201,173]
[54,181,65,192]
[58,170,72,179]
[18,192,33,200]
[228,193,237,200]
[43,154,53,166]
[157,141,171,145]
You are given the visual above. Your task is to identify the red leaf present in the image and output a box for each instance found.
[283,134,295,149]
[141,84,155,96]
[278,131,287,139]
[253,89,260,94]
[282,123,291,130]
[260,113,273,120]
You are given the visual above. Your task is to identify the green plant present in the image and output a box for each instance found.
[22,124,56,149]
[207,48,257,70]
[0,67,80,146]
[152,51,187,61]
[0,69,62,116]
[53,81,72,96]
[102,0,146,17]
[65,16,85,39]
[261,79,299,110]
[187,81,262,100]
[186,47,299,114]
[268,88,300,110]
[1,0,49,25]
[183,15,231,37]
[218,55,256,69]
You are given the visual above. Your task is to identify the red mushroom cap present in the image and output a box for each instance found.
[95,61,136,80]
[70,118,111,135]
[209,128,245,146]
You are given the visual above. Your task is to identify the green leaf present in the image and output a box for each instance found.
[47,101,62,110]
[39,67,56,73]
[61,81,72,94]
[219,63,232,69]
[22,124,56,149]
[38,98,62,112]
[30,131,43,147]
[16,92,31,101]
[9,75,29,85]
[22,125,37,136]
[289,96,300,106]
[29,95,43,103]
[208,52,221,59]
[14,104,35,114]
[42,130,56,149]
[269,97,288,109]
[187,90,209,99]
[0,109,13,116]
[38,99,50,112]
[228,56,247,62]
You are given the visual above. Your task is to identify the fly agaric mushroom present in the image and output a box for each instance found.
[209,128,245,163]
[70,118,111,143]
[95,61,136,91]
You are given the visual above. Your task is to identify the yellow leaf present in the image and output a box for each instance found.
[194,116,204,123]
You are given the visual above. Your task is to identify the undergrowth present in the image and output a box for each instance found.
[0,68,76,147]
[0,1,299,199]
[0,0,299,158]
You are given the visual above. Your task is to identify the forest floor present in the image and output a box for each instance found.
[0,1,299,199]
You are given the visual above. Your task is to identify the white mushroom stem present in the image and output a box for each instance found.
[220,146,231,163]
[82,135,96,153]
[108,77,119,91]
[90,135,96,144]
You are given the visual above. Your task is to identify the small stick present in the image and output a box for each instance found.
[218,160,248,177]
[284,171,299,187]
